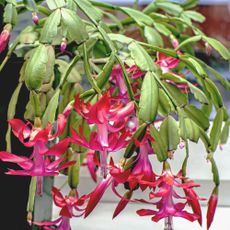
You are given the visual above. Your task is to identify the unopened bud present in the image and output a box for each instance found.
[219,144,224,151]
[205,42,212,56]
[32,12,39,25]
[60,38,67,53]
[179,140,185,149]
[170,35,179,48]
[0,24,12,53]
[27,212,33,226]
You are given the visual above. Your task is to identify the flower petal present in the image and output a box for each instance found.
[85,176,113,218]
[0,151,33,169]
[136,209,156,216]
[45,138,70,156]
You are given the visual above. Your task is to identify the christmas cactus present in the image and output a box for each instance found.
[0,0,229,229]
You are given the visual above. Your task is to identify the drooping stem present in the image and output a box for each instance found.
[164,216,174,230]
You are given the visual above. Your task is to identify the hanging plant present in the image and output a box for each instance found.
[0,0,229,229]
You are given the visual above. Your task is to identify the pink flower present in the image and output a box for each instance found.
[84,158,130,217]
[71,126,131,153]
[0,138,73,195]
[73,92,134,177]
[110,64,127,96]
[0,138,71,175]
[184,186,204,226]
[0,108,73,195]
[0,24,11,53]
[126,65,145,79]
[156,52,180,73]
[35,217,71,230]
[109,64,143,102]
[207,187,218,229]
[9,114,68,148]
[137,162,201,223]
[34,187,89,229]
[126,137,155,191]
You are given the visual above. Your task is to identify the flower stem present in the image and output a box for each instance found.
[164,216,174,230]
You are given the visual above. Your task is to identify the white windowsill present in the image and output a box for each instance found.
[54,138,230,205]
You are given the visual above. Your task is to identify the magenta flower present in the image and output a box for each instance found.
[0,138,72,175]
[73,92,134,177]
[184,187,205,226]
[0,107,73,195]
[126,137,155,191]
[110,64,127,96]
[207,187,218,229]
[109,64,144,102]
[126,64,145,79]
[156,52,180,73]
[35,217,71,230]
[71,127,131,153]
[34,187,89,229]
[137,162,201,223]
[0,24,11,53]
[85,159,131,217]
[0,138,73,195]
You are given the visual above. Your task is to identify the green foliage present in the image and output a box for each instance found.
[1,0,229,226]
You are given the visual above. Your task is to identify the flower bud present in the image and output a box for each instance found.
[27,212,33,226]
[179,140,185,149]
[170,35,179,48]
[0,24,12,53]
[219,144,224,151]
[207,187,218,229]
[205,42,212,56]
[32,12,39,25]
[60,38,67,53]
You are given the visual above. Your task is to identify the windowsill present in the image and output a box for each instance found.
[54,137,230,206]
[52,202,230,230]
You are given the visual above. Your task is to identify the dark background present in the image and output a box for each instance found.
[0,6,31,230]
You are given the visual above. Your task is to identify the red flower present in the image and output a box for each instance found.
[109,64,143,102]
[0,107,73,195]
[126,65,145,79]
[84,158,130,217]
[110,64,127,96]
[137,162,201,223]
[34,187,89,229]
[126,136,155,191]
[156,52,180,73]
[207,187,218,229]
[9,114,68,148]
[73,92,134,177]
[0,24,11,53]
[184,187,204,226]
